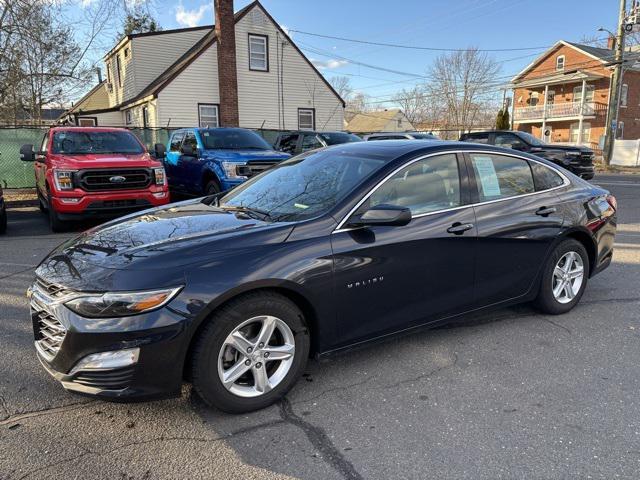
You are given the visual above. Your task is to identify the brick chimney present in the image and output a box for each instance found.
[214,0,239,127]
[607,35,616,50]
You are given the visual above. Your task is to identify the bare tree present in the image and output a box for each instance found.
[391,86,429,126]
[329,75,353,101]
[344,91,371,121]
[426,48,500,135]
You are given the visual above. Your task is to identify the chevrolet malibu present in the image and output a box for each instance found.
[29,141,617,413]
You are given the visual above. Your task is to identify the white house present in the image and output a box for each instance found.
[61,0,344,131]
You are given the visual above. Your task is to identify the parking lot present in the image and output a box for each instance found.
[0,172,638,480]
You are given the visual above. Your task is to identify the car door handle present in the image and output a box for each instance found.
[536,206,557,217]
[447,222,474,235]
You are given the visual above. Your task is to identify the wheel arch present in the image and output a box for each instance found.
[201,166,221,194]
[182,281,321,381]
[559,227,597,277]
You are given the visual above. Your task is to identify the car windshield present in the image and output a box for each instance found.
[200,129,272,150]
[319,132,363,145]
[219,149,387,222]
[410,133,439,140]
[517,131,545,146]
[52,131,144,155]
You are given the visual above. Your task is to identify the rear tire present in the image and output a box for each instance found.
[191,291,310,413]
[534,239,589,315]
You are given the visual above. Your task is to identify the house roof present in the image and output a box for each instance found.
[64,81,110,115]
[121,1,344,109]
[346,109,407,133]
[565,42,615,61]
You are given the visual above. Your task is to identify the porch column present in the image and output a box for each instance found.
[577,79,586,144]
[541,84,549,140]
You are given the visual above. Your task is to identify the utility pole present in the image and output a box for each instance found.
[603,0,627,165]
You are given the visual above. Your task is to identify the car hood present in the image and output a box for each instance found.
[35,199,294,289]
[49,153,161,169]
[202,149,290,163]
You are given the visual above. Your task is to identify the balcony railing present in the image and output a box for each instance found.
[514,101,607,121]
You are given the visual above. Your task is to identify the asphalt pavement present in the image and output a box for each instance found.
[0,173,639,479]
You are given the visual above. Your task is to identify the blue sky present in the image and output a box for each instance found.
[81,0,622,105]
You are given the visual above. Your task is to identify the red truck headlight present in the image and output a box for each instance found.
[153,167,166,186]
[53,170,75,191]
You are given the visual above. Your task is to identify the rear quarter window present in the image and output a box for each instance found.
[530,162,565,191]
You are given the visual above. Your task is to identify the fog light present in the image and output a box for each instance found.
[60,198,80,204]
[153,192,167,199]
[69,347,139,375]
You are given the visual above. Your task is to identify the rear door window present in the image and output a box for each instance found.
[469,153,535,201]
[494,133,527,150]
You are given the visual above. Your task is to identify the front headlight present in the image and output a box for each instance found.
[153,167,166,185]
[221,161,248,179]
[53,170,76,191]
[65,287,182,318]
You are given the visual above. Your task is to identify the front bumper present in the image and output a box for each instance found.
[29,279,187,401]
[51,188,169,219]
[568,164,595,179]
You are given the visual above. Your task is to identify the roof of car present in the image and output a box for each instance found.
[50,127,130,132]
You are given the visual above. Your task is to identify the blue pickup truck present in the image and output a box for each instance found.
[162,128,290,196]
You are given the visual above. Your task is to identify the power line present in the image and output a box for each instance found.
[291,29,552,52]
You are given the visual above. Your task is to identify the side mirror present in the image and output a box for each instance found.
[181,144,195,157]
[154,143,166,158]
[348,204,412,228]
[20,144,35,162]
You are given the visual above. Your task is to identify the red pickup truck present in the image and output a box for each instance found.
[20,127,169,231]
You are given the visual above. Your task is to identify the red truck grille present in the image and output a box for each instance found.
[76,168,152,192]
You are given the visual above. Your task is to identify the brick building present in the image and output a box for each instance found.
[511,40,640,150]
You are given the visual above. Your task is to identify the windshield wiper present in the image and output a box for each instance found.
[221,205,272,221]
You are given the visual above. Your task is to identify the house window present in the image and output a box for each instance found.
[198,104,219,127]
[621,84,628,107]
[78,117,97,127]
[570,122,591,143]
[556,55,565,71]
[124,47,130,58]
[116,54,123,88]
[298,108,315,130]
[125,109,133,125]
[573,85,595,103]
[106,63,112,86]
[248,34,268,71]
[529,92,539,107]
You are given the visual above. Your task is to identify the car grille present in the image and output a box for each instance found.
[30,278,70,361]
[76,168,152,192]
[580,152,594,164]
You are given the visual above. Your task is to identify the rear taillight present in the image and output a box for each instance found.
[606,194,617,211]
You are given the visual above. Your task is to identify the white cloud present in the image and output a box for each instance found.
[311,58,348,70]
[175,3,211,28]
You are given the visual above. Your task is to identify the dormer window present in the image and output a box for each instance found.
[556,55,565,71]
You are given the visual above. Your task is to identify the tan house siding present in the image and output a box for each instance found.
[234,6,343,130]
[156,44,220,127]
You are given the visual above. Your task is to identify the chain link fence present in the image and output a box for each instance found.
[0,127,295,189]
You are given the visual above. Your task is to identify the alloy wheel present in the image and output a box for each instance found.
[551,251,584,304]
[217,315,295,398]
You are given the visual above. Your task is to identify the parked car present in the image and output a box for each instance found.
[273,130,362,155]
[0,185,6,234]
[459,130,595,180]
[363,131,439,141]
[161,128,290,197]
[20,127,169,232]
[29,141,616,413]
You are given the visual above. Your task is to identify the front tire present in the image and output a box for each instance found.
[191,292,310,413]
[205,180,221,196]
[47,197,66,233]
[534,239,589,315]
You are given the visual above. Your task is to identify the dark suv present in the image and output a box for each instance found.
[460,130,595,180]
[274,131,362,155]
